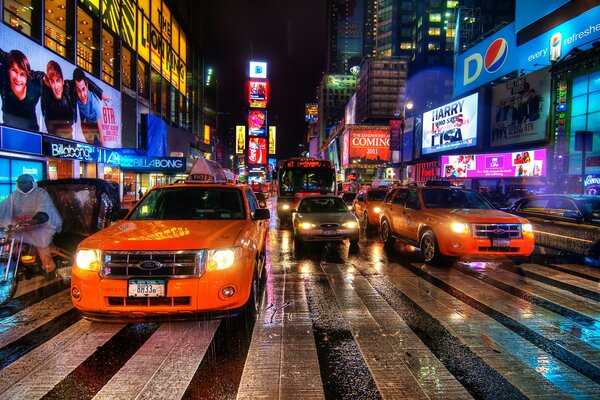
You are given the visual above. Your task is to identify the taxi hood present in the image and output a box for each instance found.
[78,220,246,251]
[433,208,528,223]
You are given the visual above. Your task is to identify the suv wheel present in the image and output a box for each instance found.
[381,219,395,248]
[420,229,443,265]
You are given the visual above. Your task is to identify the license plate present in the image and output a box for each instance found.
[492,238,511,247]
[323,229,337,236]
[128,279,166,297]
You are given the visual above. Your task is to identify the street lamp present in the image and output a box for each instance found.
[399,99,414,181]
[229,154,234,170]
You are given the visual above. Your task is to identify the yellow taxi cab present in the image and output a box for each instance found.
[70,159,269,320]
[352,188,389,230]
[379,183,535,264]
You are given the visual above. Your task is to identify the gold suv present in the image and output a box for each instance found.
[379,184,535,264]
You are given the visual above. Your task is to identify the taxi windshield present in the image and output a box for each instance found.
[367,191,387,201]
[422,188,494,209]
[129,187,245,220]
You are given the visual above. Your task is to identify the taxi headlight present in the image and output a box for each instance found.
[522,223,533,233]
[206,247,242,271]
[342,221,358,229]
[373,207,381,214]
[299,222,316,230]
[450,222,469,234]
[282,204,290,210]
[75,249,102,272]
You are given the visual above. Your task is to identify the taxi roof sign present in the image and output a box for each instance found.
[188,158,227,182]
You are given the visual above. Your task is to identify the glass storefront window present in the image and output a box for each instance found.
[171,86,178,126]
[161,77,170,121]
[151,69,161,111]
[138,59,149,99]
[4,0,39,38]
[122,46,134,90]
[45,0,72,57]
[76,7,97,74]
[101,29,117,86]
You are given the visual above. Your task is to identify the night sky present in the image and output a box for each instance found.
[196,0,327,160]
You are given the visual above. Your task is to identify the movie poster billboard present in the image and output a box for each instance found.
[422,93,478,155]
[248,109,267,137]
[347,129,390,163]
[247,137,267,164]
[249,81,268,103]
[0,27,122,148]
[490,68,550,147]
[441,149,547,178]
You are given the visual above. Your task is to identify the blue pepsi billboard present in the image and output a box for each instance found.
[454,23,517,97]
[516,0,571,32]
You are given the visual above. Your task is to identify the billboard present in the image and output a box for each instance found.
[0,27,122,148]
[248,109,267,137]
[490,68,550,147]
[454,23,517,97]
[236,125,246,154]
[402,117,415,162]
[389,120,402,151]
[305,103,318,122]
[516,0,572,32]
[249,61,267,79]
[249,81,268,106]
[422,93,478,155]
[247,137,267,164]
[346,128,390,163]
[441,149,547,178]
[268,126,276,154]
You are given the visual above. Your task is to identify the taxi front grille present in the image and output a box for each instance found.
[107,296,191,307]
[472,224,522,239]
[101,250,204,278]
[478,246,520,253]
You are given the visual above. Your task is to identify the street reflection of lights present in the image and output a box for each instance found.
[299,262,312,274]
[449,312,465,322]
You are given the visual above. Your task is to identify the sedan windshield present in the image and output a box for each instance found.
[298,198,349,213]
[129,187,245,220]
[422,188,494,209]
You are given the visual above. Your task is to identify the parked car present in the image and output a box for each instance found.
[70,159,270,320]
[339,191,358,210]
[379,185,535,264]
[504,194,600,258]
[352,188,389,230]
[292,196,360,246]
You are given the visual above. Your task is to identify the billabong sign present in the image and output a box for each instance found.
[120,156,186,172]
[42,137,95,161]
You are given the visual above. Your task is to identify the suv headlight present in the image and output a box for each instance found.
[522,223,533,233]
[450,222,469,234]
[373,207,381,214]
[75,249,102,272]
[206,247,242,271]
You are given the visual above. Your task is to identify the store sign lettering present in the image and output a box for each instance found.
[351,136,390,147]
[140,21,184,79]
[51,143,94,161]
[129,159,183,168]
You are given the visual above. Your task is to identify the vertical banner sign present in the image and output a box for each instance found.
[236,125,246,154]
[389,120,402,151]
[268,126,276,154]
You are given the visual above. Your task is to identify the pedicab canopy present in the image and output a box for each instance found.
[187,158,227,183]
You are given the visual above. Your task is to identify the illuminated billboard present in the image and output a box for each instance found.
[248,109,267,137]
[343,128,390,165]
[305,103,318,122]
[268,126,276,154]
[441,149,547,178]
[422,93,478,155]
[249,61,267,79]
[249,81,268,102]
[236,125,246,154]
[0,27,122,148]
[247,137,267,164]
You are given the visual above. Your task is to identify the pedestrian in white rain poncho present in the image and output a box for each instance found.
[0,174,62,273]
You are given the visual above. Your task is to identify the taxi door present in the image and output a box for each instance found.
[390,189,408,235]
[400,189,421,243]
[246,189,267,253]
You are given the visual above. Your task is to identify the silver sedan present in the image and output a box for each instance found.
[292,196,360,246]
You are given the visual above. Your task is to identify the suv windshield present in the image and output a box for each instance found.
[422,188,494,210]
[129,187,245,220]
[367,191,387,201]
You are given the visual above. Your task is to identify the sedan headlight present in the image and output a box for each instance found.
[342,221,359,229]
[450,222,469,234]
[299,222,316,230]
[522,223,533,233]
[75,249,102,272]
[373,207,381,214]
[282,204,290,210]
[206,247,242,271]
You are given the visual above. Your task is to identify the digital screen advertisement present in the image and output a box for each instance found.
[441,149,547,178]
[490,68,550,147]
[0,27,122,148]
[422,93,478,155]
[247,137,267,164]
[347,129,390,163]
[248,81,268,107]
[248,109,267,137]
[249,61,267,79]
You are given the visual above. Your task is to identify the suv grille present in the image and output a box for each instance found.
[101,250,205,278]
[472,224,522,239]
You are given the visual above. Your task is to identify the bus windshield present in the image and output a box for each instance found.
[279,168,336,195]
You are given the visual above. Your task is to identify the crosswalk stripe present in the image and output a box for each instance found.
[0,320,125,400]
[92,320,220,400]
[323,262,472,399]
[237,270,324,399]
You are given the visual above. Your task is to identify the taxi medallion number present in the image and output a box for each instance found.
[128,279,166,297]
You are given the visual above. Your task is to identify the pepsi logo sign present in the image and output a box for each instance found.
[484,38,508,73]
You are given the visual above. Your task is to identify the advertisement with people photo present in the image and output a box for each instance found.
[0,27,122,148]
[441,149,547,179]
[490,68,550,147]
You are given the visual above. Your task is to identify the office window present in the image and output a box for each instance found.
[428,27,441,36]
[122,46,134,90]
[446,28,455,38]
[4,0,39,38]
[138,59,149,99]
[400,42,412,50]
[101,30,117,86]
[447,0,458,7]
[151,69,161,111]
[428,42,440,51]
[76,7,97,73]
[429,13,441,22]
[45,0,72,57]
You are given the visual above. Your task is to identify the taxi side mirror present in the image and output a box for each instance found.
[253,208,270,220]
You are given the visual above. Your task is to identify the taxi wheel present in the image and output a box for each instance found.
[363,212,373,231]
[244,269,261,317]
[381,219,395,248]
[420,230,443,265]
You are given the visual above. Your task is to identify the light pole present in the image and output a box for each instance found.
[400,99,414,181]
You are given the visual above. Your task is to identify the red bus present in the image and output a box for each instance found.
[276,157,336,221]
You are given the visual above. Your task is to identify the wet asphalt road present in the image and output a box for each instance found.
[1,198,600,399]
